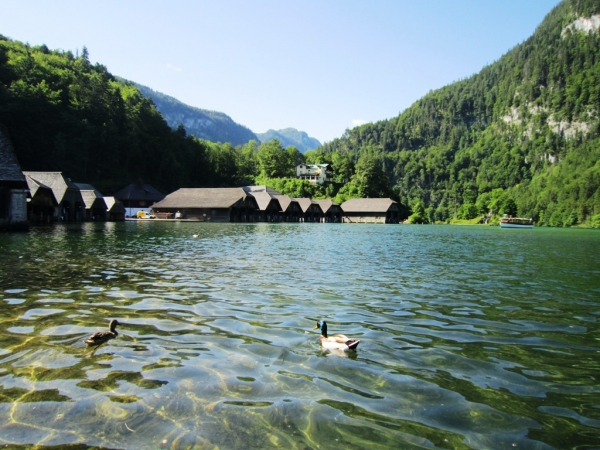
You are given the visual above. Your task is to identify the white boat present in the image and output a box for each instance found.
[500,214,534,228]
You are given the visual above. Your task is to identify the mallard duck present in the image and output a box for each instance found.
[84,319,120,346]
[314,321,360,351]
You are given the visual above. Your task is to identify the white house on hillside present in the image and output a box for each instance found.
[295,163,331,185]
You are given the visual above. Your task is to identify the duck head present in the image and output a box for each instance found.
[109,319,120,332]
[314,320,328,338]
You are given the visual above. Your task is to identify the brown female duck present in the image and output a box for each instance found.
[84,319,120,346]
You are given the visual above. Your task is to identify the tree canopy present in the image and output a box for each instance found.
[318,0,600,227]
[3,0,600,227]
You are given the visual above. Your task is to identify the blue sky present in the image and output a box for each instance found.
[2,1,561,144]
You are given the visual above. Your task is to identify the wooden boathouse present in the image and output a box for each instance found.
[23,172,85,222]
[25,174,57,224]
[75,183,108,221]
[114,183,165,218]
[341,198,400,224]
[0,126,28,231]
[314,199,343,223]
[151,188,259,222]
[251,191,282,222]
[103,197,125,221]
[293,198,322,222]
[271,195,301,222]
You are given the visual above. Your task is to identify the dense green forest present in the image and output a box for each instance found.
[0,38,202,194]
[2,0,600,227]
[0,34,394,204]
[316,0,600,227]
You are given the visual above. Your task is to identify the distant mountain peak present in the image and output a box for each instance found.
[256,128,321,153]
[129,81,258,146]
[119,80,320,151]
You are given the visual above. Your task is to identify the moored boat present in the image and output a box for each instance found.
[500,214,534,228]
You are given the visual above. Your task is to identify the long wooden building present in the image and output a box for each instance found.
[151,188,259,222]
[150,187,403,224]
[341,198,400,224]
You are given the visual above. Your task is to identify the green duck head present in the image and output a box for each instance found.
[314,320,328,337]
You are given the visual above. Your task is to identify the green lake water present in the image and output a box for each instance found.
[0,222,599,449]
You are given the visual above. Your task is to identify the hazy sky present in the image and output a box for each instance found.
[2,1,561,143]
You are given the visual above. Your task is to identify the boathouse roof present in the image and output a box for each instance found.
[251,191,280,211]
[23,171,82,204]
[25,175,53,199]
[292,198,314,213]
[0,126,27,188]
[153,188,252,209]
[313,199,341,214]
[341,198,399,213]
[113,183,165,202]
[271,195,296,212]
[75,183,106,210]
[104,196,125,214]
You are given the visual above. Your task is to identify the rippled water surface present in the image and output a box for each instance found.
[0,222,599,449]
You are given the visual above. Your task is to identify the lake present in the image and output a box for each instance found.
[0,222,599,449]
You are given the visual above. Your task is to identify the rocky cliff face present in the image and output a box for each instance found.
[128,81,321,151]
[132,82,258,146]
[256,128,321,153]
[562,14,600,34]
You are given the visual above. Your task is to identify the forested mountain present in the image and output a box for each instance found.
[0,35,312,195]
[315,0,600,227]
[131,81,258,146]
[0,37,215,194]
[2,0,600,227]
[256,128,321,153]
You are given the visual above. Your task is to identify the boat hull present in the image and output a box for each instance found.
[500,222,534,229]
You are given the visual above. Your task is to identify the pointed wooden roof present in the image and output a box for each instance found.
[0,126,27,188]
[153,188,253,209]
[313,199,340,214]
[75,183,107,210]
[113,183,165,202]
[23,171,81,204]
[104,196,125,213]
[251,191,280,211]
[271,194,296,212]
[25,174,50,197]
[293,198,319,213]
[341,198,399,213]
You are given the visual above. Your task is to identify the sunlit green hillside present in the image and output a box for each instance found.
[315,0,600,227]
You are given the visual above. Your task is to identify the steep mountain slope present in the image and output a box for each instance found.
[132,81,258,146]
[321,0,600,226]
[0,37,218,193]
[256,128,321,153]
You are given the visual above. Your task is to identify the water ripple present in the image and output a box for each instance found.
[0,223,599,448]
